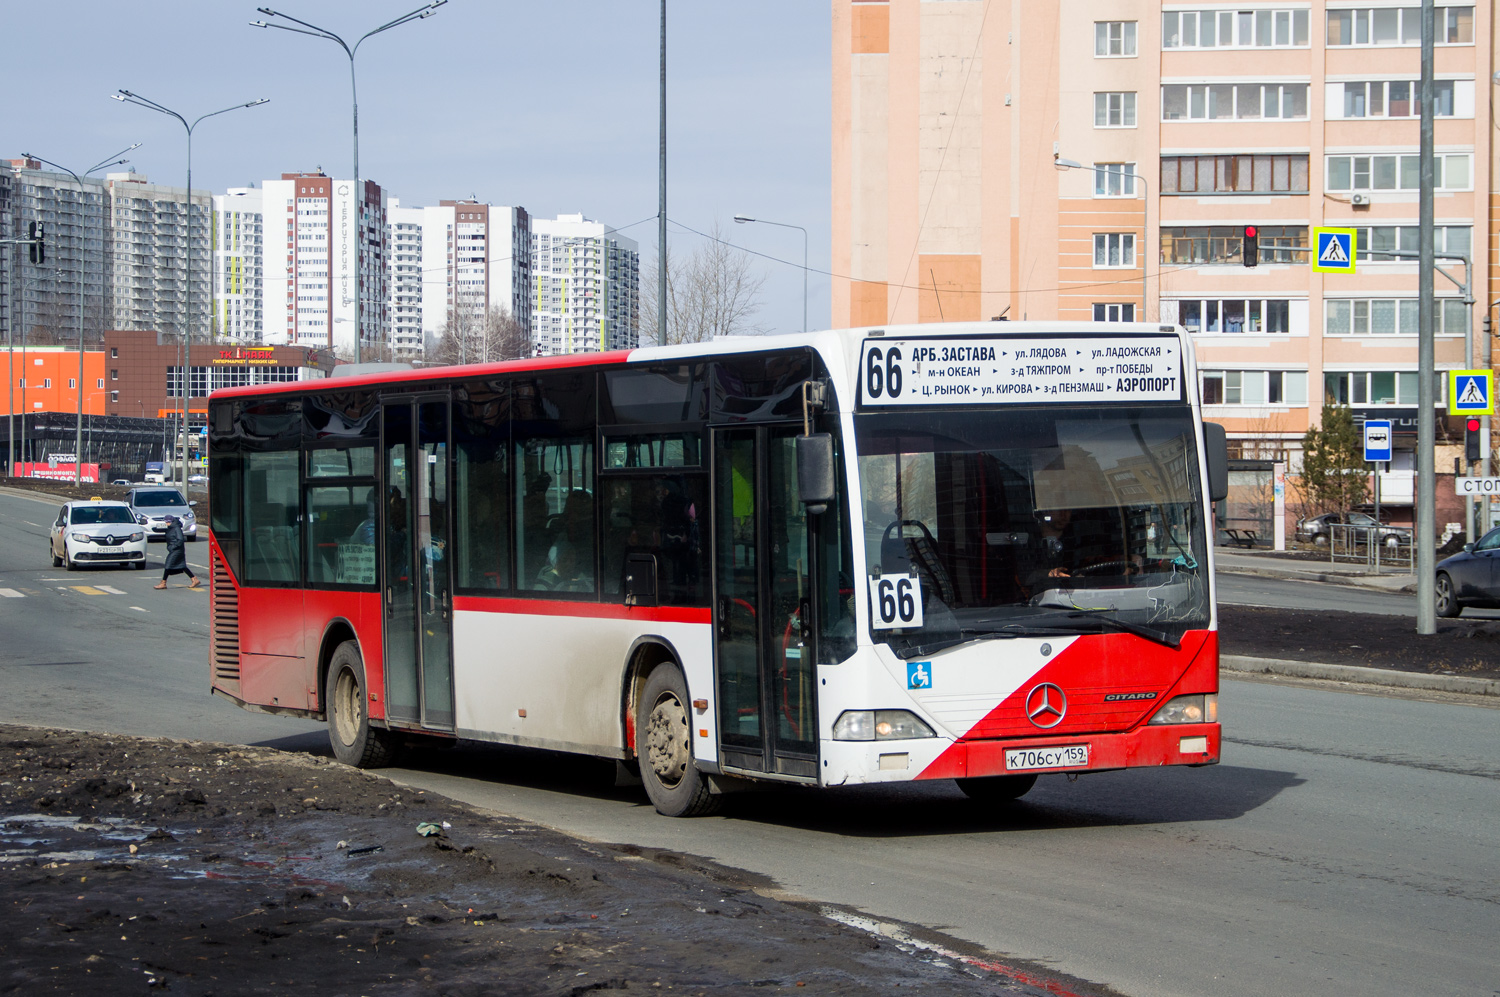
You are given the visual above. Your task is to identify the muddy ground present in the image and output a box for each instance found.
[1219,604,1500,680]
[0,725,1090,997]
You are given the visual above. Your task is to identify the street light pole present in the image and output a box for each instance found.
[732,215,808,333]
[22,147,140,486]
[113,91,268,491]
[252,2,447,364]
[1054,157,1151,317]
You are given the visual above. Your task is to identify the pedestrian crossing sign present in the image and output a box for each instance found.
[1312,227,1357,274]
[1448,369,1494,415]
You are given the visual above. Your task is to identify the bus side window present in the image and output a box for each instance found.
[243,450,300,584]
[454,379,511,592]
[601,473,707,606]
[516,438,595,595]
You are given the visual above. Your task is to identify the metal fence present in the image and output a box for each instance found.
[1325,522,1412,569]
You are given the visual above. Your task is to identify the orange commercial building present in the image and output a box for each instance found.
[1,347,108,417]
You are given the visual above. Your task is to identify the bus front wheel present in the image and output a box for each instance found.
[326,641,398,769]
[956,773,1038,803]
[637,662,719,817]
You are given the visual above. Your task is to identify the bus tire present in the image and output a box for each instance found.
[326,641,398,769]
[637,662,719,817]
[956,774,1038,803]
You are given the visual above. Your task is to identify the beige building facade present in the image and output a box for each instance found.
[833,0,1496,516]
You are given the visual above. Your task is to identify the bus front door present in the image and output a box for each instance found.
[381,397,455,730]
[713,426,818,780]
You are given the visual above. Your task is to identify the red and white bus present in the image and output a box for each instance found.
[208,322,1226,816]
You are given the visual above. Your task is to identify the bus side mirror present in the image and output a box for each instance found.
[797,433,836,515]
[1204,422,1229,503]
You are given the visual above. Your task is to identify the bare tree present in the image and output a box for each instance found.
[641,222,767,346]
[427,306,531,366]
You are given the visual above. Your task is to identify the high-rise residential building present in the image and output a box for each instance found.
[103,170,212,340]
[388,200,425,358]
[260,171,390,357]
[530,213,640,355]
[212,187,264,343]
[832,0,1495,529]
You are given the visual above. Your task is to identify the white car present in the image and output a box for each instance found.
[49,499,148,570]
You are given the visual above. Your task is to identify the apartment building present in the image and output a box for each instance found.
[388,201,425,357]
[833,0,1495,523]
[103,171,212,340]
[531,213,640,355]
[1,159,112,344]
[260,171,390,358]
[212,187,265,343]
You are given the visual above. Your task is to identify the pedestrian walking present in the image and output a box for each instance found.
[155,515,200,590]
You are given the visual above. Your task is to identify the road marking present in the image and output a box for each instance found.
[68,585,107,596]
[23,522,40,528]
[96,585,127,595]
[0,589,23,598]
[129,606,148,612]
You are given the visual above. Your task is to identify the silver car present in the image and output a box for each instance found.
[125,486,199,542]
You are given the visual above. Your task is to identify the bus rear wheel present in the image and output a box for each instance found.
[638,662,719,817]
[956,774,1038,803]
[326,641,398,769]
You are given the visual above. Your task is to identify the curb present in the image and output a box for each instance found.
[1215,563,1418,593]
[1222,654,1499,697]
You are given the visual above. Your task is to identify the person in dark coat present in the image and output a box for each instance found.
[155,515,200,589]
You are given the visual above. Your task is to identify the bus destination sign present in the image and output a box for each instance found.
[858,336,1181,406]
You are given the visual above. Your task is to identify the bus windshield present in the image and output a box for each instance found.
[855,405,1210,655]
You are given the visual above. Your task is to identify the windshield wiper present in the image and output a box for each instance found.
[1054,610,1179,649]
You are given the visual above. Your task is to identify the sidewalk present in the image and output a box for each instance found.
[1214,547,1416,593]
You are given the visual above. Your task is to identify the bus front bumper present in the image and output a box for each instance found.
[920,722,1221,781]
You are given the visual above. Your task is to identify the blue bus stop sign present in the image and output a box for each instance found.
[1364,420,1392,463]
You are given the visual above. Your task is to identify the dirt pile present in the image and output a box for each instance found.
[0,726,1072,996]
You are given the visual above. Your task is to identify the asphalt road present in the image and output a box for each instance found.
[1217,569,1500,619]
[2,487,1496,997]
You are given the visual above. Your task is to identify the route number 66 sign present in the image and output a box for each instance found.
[870,573,924,630]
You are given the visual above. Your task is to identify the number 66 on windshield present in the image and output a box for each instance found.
[870,573,924,629]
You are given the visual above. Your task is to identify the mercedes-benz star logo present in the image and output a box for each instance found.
[1025,682,1067,729]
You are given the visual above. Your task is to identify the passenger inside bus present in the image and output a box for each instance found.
[536,489,594,592]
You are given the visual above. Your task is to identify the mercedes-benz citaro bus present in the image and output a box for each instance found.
[207,322,1226,816]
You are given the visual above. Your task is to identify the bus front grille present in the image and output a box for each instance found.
[210,548,241,686]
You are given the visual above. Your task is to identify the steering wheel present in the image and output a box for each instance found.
[1073,559,1137,577]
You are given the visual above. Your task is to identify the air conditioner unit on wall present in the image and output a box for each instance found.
[1350,193,1371,207]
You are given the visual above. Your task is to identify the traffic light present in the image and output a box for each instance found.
[1242,225,1258,268]
[1465,418,1482,462]
[27,222,45,265]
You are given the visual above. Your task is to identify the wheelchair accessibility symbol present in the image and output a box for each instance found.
[907,661,932,690]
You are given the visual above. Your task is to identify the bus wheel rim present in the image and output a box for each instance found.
[334,670,362,747]
[645,693,689,788]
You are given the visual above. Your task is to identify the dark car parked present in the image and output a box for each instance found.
[1435,527,1500,617]
[1295,511,1410,547]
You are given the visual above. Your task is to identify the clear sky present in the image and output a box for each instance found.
[5,1,832,337]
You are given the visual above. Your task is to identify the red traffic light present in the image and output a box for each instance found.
[1467,418,1481,432]
[1244,225,1258,238]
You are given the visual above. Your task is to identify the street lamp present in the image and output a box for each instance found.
[112,90,268,491]
[1054,157,1151,317]
[21,146,140,486]
[733,214,808,333]
[252,1,447,363]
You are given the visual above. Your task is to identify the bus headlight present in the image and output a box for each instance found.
[1149,693,1218,725]
[832,710,936,741]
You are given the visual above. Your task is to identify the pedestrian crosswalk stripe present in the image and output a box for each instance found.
[96,585,126,595]
[69,586,106,596]
[0,588,23,598]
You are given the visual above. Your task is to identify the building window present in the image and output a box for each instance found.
[1326,153,1472,192]
[43,379,51,389]
[1160,226,1308,265]
[1324,371,1427,406]
[1178,299,1294,334]
[68,378,76,389]
[1093,303,1136,322]
[1327,6,1472,46]
[1325,298,1468,336]
[1093,233,1136,268]
[1094,92,1137,127]
[1328,80,1464,119]
[1349,225,1471,262]
[1201,370,1308,406]
[96,378,104,389]
[110,390,119,403]
[1093,163,1138,196]
[1094,21,1136,56]
[110,348,118,358]
[1162,83,1308,121]
[1164,9,1309,48]
[1161,154,1309,194]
